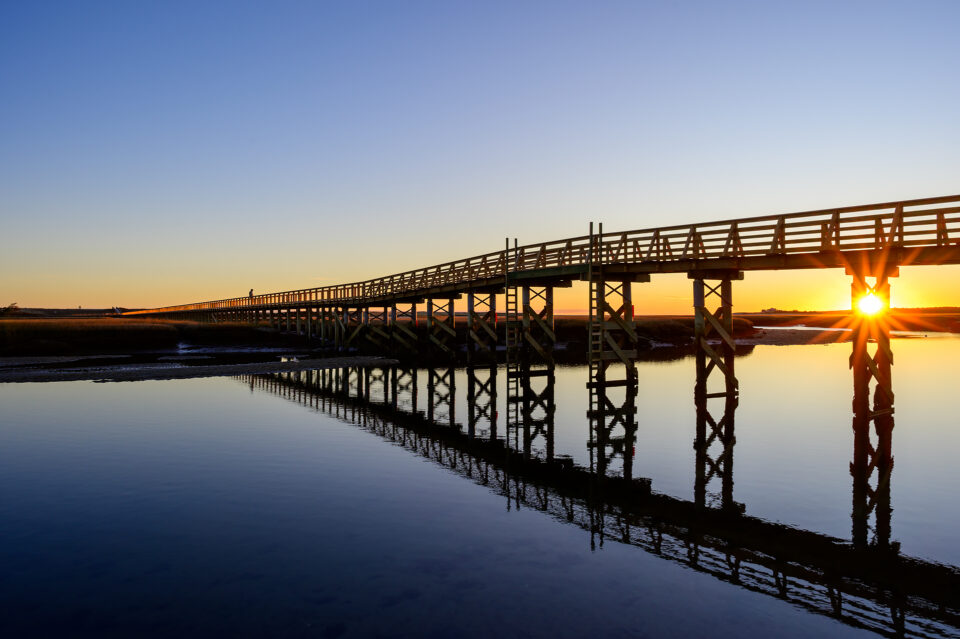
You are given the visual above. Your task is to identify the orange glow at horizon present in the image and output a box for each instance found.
[11,258,960,314]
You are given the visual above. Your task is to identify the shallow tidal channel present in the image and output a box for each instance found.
[2,338,959,637]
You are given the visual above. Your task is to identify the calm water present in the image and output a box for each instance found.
[2,339,959,638]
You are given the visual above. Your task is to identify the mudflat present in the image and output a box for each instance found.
[0,356,398,384]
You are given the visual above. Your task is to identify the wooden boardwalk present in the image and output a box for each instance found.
[127,194,960,319]
[123,193,960,377]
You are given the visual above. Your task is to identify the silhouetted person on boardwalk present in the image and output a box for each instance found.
[249,289,253,299]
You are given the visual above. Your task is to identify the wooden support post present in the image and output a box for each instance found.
[467,291,498,360]
[520,285,556,364]
[427,298,457,356]
[467,293,475,340]
[364,306,391,351]
[391,303,418,353]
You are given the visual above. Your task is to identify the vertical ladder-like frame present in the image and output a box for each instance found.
[587,223,646,479]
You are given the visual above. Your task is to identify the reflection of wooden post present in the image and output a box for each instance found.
[467,365,498,440]
[848,265,896,550]
[427,367,455,428]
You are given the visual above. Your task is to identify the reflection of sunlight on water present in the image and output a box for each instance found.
[755,324,851,331]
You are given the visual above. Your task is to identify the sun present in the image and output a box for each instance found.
[856,292,885,316]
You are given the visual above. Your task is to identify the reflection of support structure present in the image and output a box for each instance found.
[427,367,455,429]
[587,374,638,480]
[849,265,896,551]
[692,270,740,511]
[391,367,418,414]
[245,364,960,639]
[507,364,556,461]
[467,365,498,441]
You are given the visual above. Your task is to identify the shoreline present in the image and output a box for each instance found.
[0,326,948,383]
[0,356,399,384]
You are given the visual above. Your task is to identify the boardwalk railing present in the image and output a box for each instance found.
[125,194,960,315]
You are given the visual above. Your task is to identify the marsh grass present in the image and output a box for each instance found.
[0,319,275,355]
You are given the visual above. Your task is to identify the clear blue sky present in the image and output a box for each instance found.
[1,1,958,310]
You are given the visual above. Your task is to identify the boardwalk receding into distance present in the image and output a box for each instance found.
[127,194,960,322]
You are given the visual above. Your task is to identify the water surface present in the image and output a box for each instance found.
[2,339,958,637]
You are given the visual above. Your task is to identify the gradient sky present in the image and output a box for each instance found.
[1,0,958,312]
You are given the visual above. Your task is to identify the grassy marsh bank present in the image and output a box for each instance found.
[0,319,297,356]
[0,316,760,357]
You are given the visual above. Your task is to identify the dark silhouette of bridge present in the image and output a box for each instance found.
[126,194,955,420]
[126,194,960,368]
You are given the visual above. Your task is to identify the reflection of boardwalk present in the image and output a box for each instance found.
[238,363,960,639]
